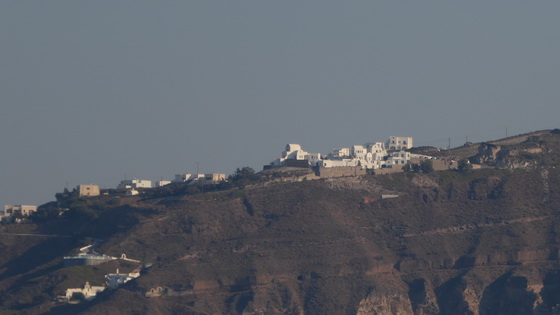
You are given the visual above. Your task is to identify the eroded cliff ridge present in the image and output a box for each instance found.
[2,131,560,314]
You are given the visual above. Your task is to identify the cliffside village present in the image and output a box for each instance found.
[0,135,463,303]
[2,135,461,223]
[265,135,460,176]
[268,136,417,170]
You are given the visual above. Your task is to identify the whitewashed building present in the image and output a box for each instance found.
[3,205,37,217]
[189,173,227,184]
[386,150,412,166]
[269,144,322,167]
[125,189,140,196]
[329,147,351,159]
[154,180,171,187]
[174,173,193,183]
[65,282,105,302]
[387,136,413,151]
[105,268,140,288]
[117,179,152,189]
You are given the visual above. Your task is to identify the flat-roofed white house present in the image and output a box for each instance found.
[117,179,152,189]
[203,173,226,182]
[3,205,37,217]
[174,173,193,183]
[387,136,413,151]
[154,180,171,187]
[189,173,227,184]
[385,150,412,166]
[105,268,140,288]
[328,147,351,159]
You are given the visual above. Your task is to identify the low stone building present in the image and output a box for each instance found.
[77,184,100,197]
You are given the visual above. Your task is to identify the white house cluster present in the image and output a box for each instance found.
[267,136,418,170]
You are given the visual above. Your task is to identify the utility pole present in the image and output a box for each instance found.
[448,138,451,150]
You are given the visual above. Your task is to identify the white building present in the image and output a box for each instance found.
[189,173,227,184]
[117,179,152,189]
[65,282,105,302]
[352,142,388,169]
[174,173,193,183]
[385,150,412,166]
[125,189,140,196]
[387,136,413,151]
[154,180,171,187]
[269,144,322,167]
[352,145,367,160]
[203,173,226,182]
[329,147,351,159]
[105,268,140,288]
[3,205,37,217]
[282,144,308,160]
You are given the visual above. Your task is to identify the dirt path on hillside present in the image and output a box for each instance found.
[402,215,551,238]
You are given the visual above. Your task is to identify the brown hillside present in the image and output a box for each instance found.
[1,131,560,314]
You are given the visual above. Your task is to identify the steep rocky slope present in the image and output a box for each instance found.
[2,131,560,314]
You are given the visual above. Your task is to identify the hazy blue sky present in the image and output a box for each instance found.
[1,1,559,206]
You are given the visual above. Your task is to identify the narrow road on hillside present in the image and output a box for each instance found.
[0,232,72,237]
[402,215,550,238]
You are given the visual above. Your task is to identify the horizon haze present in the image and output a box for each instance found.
[1,1,559,206]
